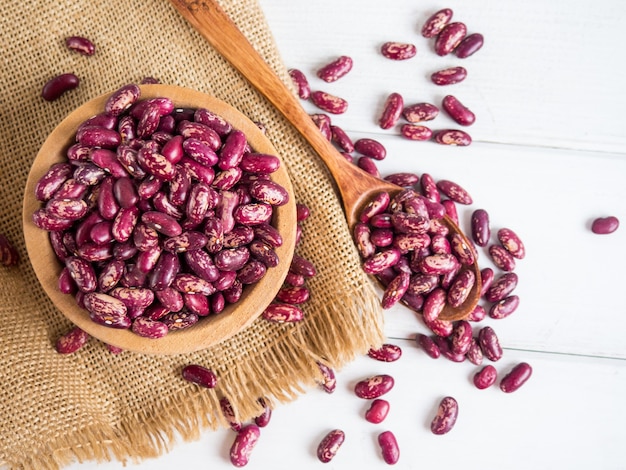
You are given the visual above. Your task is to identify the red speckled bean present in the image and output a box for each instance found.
[489,245,516,272]
[435,22,467,56]
[449,320,473,355]
[497,228,526,259]
[317,55,353,82]
[442,95,475,126]
[485,272,518,303]
[105,84,140,116]
[489,295,520,319]
[478,326,503,361]
[422,8,453,38]
[466,339,484,365]
[354,374,395,399]
[289,68,310,99]
[42,73,79,101]
[431,66,467,85]
[55,326,90,354]
[471,209,490,247]
[65,36,96,56]
[381,42,417,60]
[500,362,532,392]
[379,92,404,129]
[416,333,441,358]
[400,124,433,141]
[317,429,345,463]
[262,303,304,323]
[368,343,402,362]
[433,129,472,146]
[310,91,348,114]
[230,424,260,467]
[437,179,473,205]
[474,364,497,389]
[403,103,439,123]
[378,431,400,465]
[354,138,386,160]
[431,396,458,435]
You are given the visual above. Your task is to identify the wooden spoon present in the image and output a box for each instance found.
[168,0,481,321]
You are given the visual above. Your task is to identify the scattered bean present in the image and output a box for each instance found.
[474,365,497,389]
[381,41,417,60]
[317,429,345,463]
[378,431,400,464]
[591,216,619,234]
[42,73,79,101]
[431,396,458,434]
[500,362,533,393]
[317,55,353,82]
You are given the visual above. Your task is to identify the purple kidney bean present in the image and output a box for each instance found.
[500,362,532,392]
[431,396,458,435]
[181,364,217,388]
[354,138,387,160]
[455,33,484,58]
[42,73,79,101]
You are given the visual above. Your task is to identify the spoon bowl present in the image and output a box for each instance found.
[168,0,480,320]
[22,84,298,354]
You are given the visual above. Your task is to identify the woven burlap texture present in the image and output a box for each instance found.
[0,0,385,468]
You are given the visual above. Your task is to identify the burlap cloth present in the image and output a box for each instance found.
[0,1,385,468]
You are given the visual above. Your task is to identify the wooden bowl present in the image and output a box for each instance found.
[22,84,297,355]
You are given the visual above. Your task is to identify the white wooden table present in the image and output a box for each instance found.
[69,0,626,468]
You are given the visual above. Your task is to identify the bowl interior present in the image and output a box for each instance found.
[22,84,297,355]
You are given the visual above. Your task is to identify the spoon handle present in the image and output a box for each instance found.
[168,0,397,228]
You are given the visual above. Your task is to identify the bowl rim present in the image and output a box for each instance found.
[22,84,297,355]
